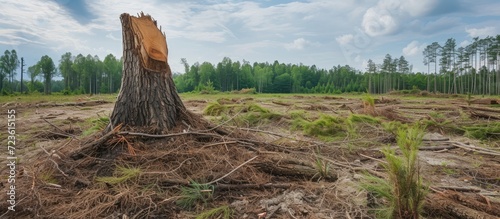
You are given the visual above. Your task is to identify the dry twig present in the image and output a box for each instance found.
[204,156,258,185]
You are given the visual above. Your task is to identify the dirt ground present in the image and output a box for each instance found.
[0,93,499,218]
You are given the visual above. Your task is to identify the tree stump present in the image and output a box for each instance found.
[108,12,198,134]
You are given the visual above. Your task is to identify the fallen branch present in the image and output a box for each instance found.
[70,125,121,160]
[469,111,500,120]
[204,156,258,185]
[272,100,292,106]
[201,141,238,149]
[39,145,68,177]
[359,153,387,164]
[419,145,457,151]
[253,155,337,181]
[201,108,244,133]
[451,141,500,156]
[425,193,499,219]
[460,105,500,114]
[433,186,481,193]
[118,131,221,139]
[441,191,500,217]
[215,183,291,190]
[236,127,337,149]
[142,158,194,175]
[42,118,77,138]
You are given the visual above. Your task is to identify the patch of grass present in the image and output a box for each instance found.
[346,114,381,125]
[40,170,58,184]
[289,110,307,120]
[0,93,117,104]
[203,102,229,116]
[422,112,462,135]
[242,103,269,113]
[195,205,232,219]
[292,114,346,140]
[82,116,109,136]
[382,121,408,135]
[439,161,457,175]
[463,122,500,140]
[95,165,141,185]
[442,167,456,175]
[177,181,214,209]
[345,117,387,147]
[313,150,330,181]
[362,94,376,115]
[362,124,427,219]
[234,103,282,126]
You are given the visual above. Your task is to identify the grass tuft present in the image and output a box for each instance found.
[176,181,214,209]
[346,114,381,125]
[234,103,282,126]
[203,102,229,116]
[313,150,330,180]
[293,114,344,136]
[463,122,500,140]
[82,116,109,136]
[195,205,232,219]
[96,165,141,185]
[40,170,58,184]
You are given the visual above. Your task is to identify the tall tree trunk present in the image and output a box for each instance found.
[108,13,196,134]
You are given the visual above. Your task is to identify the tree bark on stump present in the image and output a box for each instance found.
[108,13,196,134]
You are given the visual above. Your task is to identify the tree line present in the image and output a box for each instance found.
[174,58,368,94]
[174,56,422,94]
[422,35,500,95]
[175,35,499,95]
[1,34,499,96]
[0,50,122,95]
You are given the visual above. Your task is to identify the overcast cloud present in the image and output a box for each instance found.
[0,0,499,76]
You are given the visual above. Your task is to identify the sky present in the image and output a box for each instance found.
[1,0,499,78]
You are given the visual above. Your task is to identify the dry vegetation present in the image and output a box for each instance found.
[0,93,499,218]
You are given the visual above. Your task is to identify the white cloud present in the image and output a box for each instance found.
[465,26,496,38]
[360,0,443,37]
[335,34,354,45]
[361,7,398,37]
[285,38,312,50]
[0,1,92,50]
[402,40,425,56]
[399,0,438,17]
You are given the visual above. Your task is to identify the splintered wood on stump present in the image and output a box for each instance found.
[108,13,193,134]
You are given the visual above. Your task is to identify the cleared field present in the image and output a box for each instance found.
[0,93,499,218]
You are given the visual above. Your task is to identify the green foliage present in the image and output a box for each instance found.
[198,80,217,94]
[234,103,282,126]
[382,121,408,135]
[195,205,232,219]
[292,114,346,140]
[96,165,141,185]
[314,150,330,180]
[346,114,381,125]
[203,102,229,116]
[289,110,307,120]
[361,125,427,219]
[362,95,375,107]
[463,122,500,140]
[6,35,500,95]
[37,55,56,95]
[176,181,214,209]
[422,112,461,134]
[82,116,110,136]
[40,170,58,184]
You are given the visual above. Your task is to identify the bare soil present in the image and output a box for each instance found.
[0,94,499,218]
